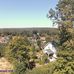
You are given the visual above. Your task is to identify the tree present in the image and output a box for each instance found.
[5,36,31,74]
[37,40,41,50]
[47,1,74,73]
[0,44,6,57]
[48,0,74,50]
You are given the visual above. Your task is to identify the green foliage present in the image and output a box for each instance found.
[48,0,74,50]
[26,57,74,74]
[53,58,74,74]
[5,40,29,61]
[37,40,41,48]
[57,50,74,61]
[13,61,27,74]
[5,36,31,74]
[38,54,48,65]
[25,65,50,74]
[30,45,36,52]
[0,44,6,57]
[46,36,51,42]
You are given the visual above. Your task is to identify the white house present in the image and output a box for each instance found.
[43,42,57,62]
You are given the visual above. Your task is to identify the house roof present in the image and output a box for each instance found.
[43,49,54,55]
[43,42,57,54]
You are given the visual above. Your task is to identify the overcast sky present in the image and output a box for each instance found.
[0,0,58,28]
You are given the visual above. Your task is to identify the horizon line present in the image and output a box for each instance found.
[0,27,58,29]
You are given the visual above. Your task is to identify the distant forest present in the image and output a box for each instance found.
[0,28,58,35]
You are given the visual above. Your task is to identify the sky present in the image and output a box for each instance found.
[0,0,58,28]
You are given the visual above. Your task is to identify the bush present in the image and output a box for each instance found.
[12,61,27,74]
[38,54,48,65]
[25,57,74,74]
[0,44,6,57]
[5,36,31,74]
[57,50,74,61]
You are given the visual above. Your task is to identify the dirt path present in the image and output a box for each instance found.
[0,57,13,74]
